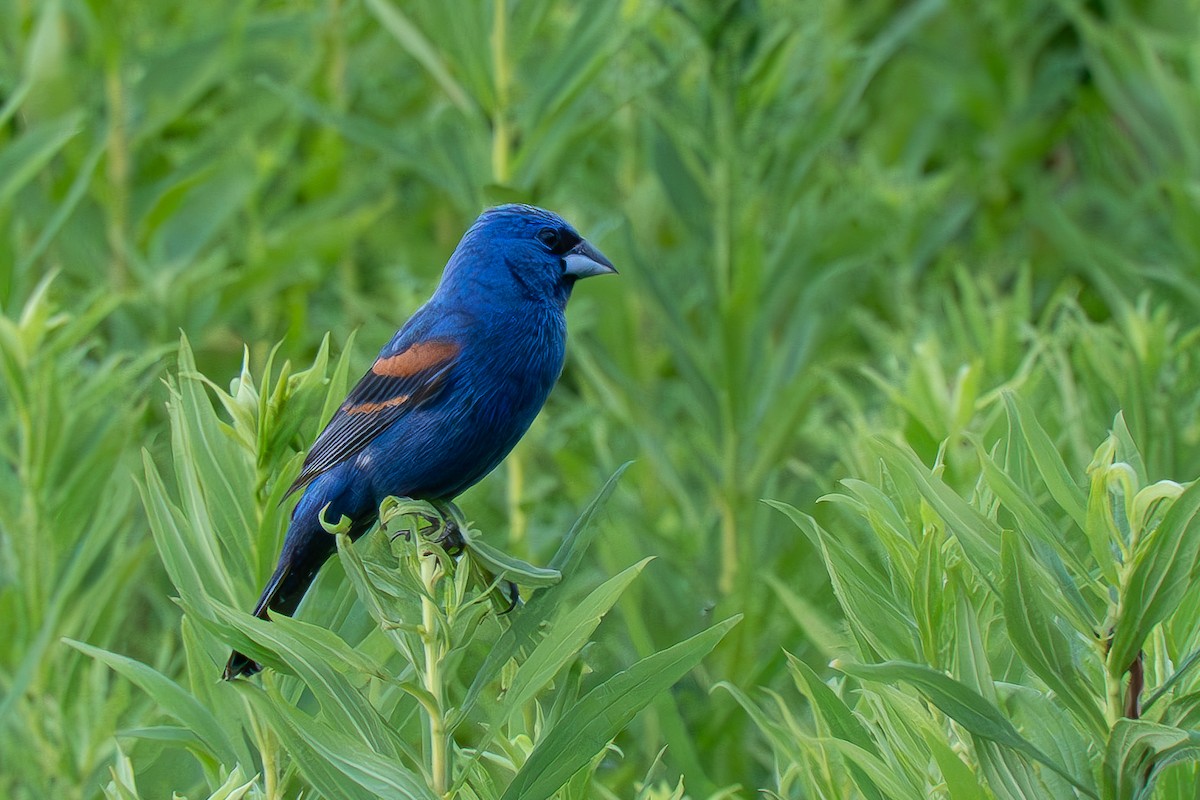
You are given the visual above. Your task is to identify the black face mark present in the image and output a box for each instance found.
[536,226,581,257]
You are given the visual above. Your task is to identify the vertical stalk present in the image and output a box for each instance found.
[712,50,739,597]
[420,550,448,795]
[325,0,358,324]
[1104,665,1123,726]
[490,0,511,184]
[507,452,527,550]
[104,60,129,289]
[1104,509,1140,724]
[1105,584,1126,724]
[246,706,281,800]
[712,76,735,302]
[13,360,40,614]
[717,494,737,596]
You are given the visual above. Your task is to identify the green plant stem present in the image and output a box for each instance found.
[1105,666,1123,726]
[507,452,527,550]
[490,0,511,185]
[104,59,129,290]
[246,702,281,800]
[421,549,448,796]
[1106,533,1137,724]
[712,54,739,597]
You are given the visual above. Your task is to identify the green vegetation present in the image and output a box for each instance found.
[3,0,1200,797]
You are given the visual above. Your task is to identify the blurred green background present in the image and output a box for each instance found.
[4,0,1200,796]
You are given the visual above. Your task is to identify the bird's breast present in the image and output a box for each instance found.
[370,304,565,500]
[470,306,566,414]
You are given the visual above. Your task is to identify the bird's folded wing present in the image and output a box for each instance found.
[284,339,461,498]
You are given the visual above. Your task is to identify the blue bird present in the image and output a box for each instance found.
[224,204,616,679]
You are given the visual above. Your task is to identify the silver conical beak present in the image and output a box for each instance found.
[563,239,617,279]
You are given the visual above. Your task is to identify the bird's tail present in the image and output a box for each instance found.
[223,490,374,680]
[222,559,316,680]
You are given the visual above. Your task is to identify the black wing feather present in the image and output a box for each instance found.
[284,357,456,498]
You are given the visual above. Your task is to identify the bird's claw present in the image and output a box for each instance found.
[389,512,464,557]
[499,580,520,614]
[433,518,465,556]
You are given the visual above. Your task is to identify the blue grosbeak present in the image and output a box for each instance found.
[224,204,616,679]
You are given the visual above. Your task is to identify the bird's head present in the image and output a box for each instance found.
[439,204,617,307]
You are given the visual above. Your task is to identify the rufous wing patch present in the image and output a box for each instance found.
[346,395,411,414]
[372,340,460,378]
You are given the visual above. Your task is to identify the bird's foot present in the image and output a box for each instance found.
[389,511,465,556]
[432,517,465,556]
[499,580,521,614]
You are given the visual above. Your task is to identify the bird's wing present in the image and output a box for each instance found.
[284,336,462,498]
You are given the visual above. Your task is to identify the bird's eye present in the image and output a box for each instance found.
[537,226,581,257]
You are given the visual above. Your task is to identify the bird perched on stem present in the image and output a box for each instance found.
[224,204,616,679]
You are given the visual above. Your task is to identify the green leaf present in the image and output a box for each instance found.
[999,531,1106,740]
[836,660,1096,797]
[766,575,849,660]
[171,334,255,598]
[1145,648,1200,713]
[133,31,240,141]
[767,500,919,661]
[455,557,653,769]
[546,462,633,576]
[16,134,107,274]
[867,439,1001,582]
[715,681,806,766]
[138,450,214,614]
[1001,392,1087,529]
[920,727,989,800]
[1086,434,1123,585]
[950,570,993,698]
[147,160,257,267]
[785,653,877,754]
[457,464,629,725]
[651,122,710,236]
[500,615,740,800]
[236,682,436,800]
[977,439,1100,633]
[913,522,945,667]
[975,738,1047,800]
[1110,479,1200,676]
[463,531,562,587]
[0,112,82,205]
[809,737,921,800]
[210,601,402,760]
[361,0,477,115]
[1102,720,1200,800]
[494,558,650,726]
[64,639,239,767]
[203,768,259,800]
[1003,684,1098,798]
[783,654,888,800]
[1111,411,1148,488]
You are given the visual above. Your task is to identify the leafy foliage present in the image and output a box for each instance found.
[95,336,735,798]
[743,301,1200,798]
[3,0,1200,796]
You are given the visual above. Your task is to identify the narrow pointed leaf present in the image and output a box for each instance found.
[458,464,629,724]
[1110,479,1200,677]
[65,639,239,767]
[836,660,1095,797]
[999,532,1106,739]
[500,615,740,800]
[1002,392,1087,529]
[236,683,435,800]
